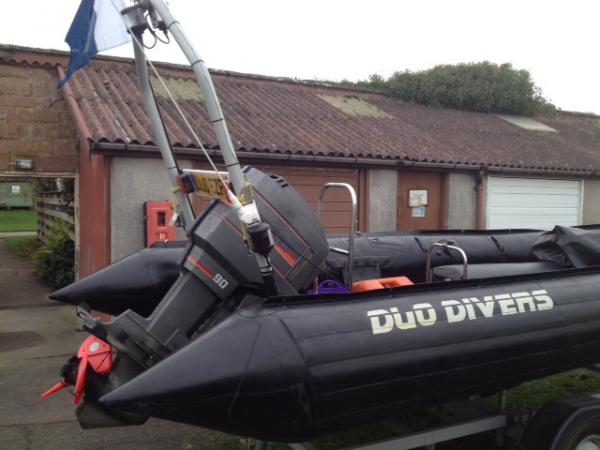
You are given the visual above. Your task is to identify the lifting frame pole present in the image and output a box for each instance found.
[132,0,277,290]
[132,38,195,231]
[146,0,246,195]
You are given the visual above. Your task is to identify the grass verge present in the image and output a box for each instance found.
[0,209,37,232]
[503,369,600,408]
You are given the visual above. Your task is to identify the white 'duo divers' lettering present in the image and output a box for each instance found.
[367,289,554,335]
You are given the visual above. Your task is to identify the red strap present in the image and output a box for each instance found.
[73,354,88,405]
[41,380,68,399]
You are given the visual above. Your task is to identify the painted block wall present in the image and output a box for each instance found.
[446,172,477,229]
[367,169,397,231]
[110,157,191,262]
[583,179,600,225]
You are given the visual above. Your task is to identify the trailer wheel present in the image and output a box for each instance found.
[520,396,600,450]
[571,426,600,450]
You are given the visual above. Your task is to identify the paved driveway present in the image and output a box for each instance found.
[0,239,223,450]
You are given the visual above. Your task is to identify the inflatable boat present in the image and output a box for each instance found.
[46,166,600,442]
[44,0,600,446]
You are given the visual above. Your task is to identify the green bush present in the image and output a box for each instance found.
[33,220,74,288]
[337,62,556,116]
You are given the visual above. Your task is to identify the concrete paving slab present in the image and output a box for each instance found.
[0,236,52,310]
[0,240,230,450]
[0,305,82,365]
[1,355,83,425]
[0,419,222,450]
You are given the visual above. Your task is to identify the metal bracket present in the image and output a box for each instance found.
[315,183,358,291]
[285,414,506,450]
[425,242,469,283]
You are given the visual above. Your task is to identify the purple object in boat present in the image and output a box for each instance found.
[308,280,349,295]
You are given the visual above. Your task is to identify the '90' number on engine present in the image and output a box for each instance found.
[213,273,229,289]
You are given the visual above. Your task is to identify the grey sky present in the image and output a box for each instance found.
[2,0,599,114]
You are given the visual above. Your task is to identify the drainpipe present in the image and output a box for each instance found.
[475,170,485,230]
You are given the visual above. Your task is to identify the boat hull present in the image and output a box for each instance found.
[101,266,600,441]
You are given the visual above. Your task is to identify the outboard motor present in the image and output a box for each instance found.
[46,167,329,427]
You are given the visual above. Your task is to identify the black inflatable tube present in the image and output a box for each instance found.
[100,266,600,442]
[326,229,545,283]
[50,229,548,316]
[49,243,188,316]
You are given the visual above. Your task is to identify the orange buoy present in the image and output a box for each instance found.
[352,276,413,293]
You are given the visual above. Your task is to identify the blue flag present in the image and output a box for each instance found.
[59,0,130,88]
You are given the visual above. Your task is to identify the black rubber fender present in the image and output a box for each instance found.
[520,394,600,450]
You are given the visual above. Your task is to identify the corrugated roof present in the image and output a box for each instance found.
[2,44,600,173]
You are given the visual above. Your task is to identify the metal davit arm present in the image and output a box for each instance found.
[146,0,245,195]
[131,0,278,294]
[132,39,195,231]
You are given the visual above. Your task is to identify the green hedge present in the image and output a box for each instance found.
[33,220,74,289]
[337,62,555,116]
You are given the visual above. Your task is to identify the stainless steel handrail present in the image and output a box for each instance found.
[315,183,358,292]
[425,243,468,283]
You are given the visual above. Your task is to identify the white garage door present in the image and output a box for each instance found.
[486,177,581,229]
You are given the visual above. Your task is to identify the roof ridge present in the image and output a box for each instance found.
[3,43,600,118]
[4,44,600,174]
[0,43,70,58]
[558,109,600,119]
[0,43,378,95]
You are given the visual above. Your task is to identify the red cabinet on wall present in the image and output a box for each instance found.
[144,201,176,247]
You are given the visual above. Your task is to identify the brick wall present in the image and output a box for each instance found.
[0,63,77,174]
